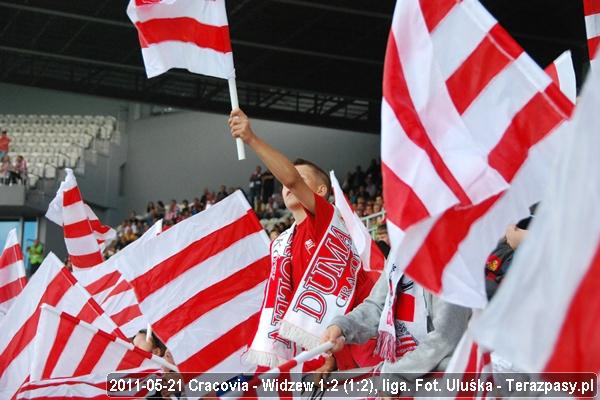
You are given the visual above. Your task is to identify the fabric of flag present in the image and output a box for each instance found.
[46,168,116,269]
[0,229,27,317]
[0,253,124,398]
[382,0,573,308]
[544,50,577,104]
[115,190,270,373]
[584,0,600,70]
[30,304,169,382]
[73,220,162,337]
[330,171,385,272]
[127,0,235,79]
[16,369,161,399]
[471,62,600,373]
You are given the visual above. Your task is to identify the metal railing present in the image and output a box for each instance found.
[360,210,385,239]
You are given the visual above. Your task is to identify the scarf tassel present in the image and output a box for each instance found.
[375,331,397,363]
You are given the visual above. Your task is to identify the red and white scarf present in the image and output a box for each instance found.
[376,262,429,362]
[247,208,362,367]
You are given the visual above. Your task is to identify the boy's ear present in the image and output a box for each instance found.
[316,183,328,197]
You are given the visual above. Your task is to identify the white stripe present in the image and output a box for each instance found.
[127,0,229,26]
[431,1,495,80]
[391,0,509,205]
[381,100,459,215]
[48,322,95,380]
[140,231,269,322]
[140,41,235,79]
[64,236,101,257]
[60,201,90,226]
[169,282,264,363]
[117,191,250,282]
[30,305,62,381]
[585,14,600,39]
[17,383,105,399]
[461,54,541,155]
[0,261,25,286]
[552,51,577,104]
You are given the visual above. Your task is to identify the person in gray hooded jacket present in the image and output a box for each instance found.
[322,272,471,382]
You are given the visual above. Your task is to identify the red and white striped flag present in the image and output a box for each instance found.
[330,171,385,272]
[0,229,27,317]
[30,304,171,382]
[73,220,162,337]
[0,253,124,398]
[127,0,235,79]
[382,0,573,308]
[115,191,270,373]
[472,63,600,373]
[46,168,116,269]
[584,0,600,71]
[545,50,577,104]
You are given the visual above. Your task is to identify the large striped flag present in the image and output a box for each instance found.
[545,50,577,104]
[584,0,600,70]
[472,62,600,373]
[46,168,116,269]
[0,229,27,317]
[73,220,162,337]
[0,253,124,398]
[115,190,270,373]
[382,0,573,308]
[127,0,235,79]
[330,171,385,272]
[30,304,171,382]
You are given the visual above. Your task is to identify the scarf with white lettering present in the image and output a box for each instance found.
[246,208,361,368]
[376,261,429,362]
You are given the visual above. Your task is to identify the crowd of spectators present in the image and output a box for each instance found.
[0,130,28,185]
[106,159,387,257]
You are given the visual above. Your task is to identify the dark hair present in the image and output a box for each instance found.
[293,158,331,197]
[136,329,167,355]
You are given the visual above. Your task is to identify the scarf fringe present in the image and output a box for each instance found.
[375,331,397,363]
[278,321,321,351]
[244,348,281,368]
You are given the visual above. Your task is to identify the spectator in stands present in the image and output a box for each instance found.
[145,202,157,224]
[26,239,44,277]
[200,188,210,206]
[0,130,10,159]
[269,227,281,241]
[132,329,166,357]
[191,197,203,215]
[216,185,228,202]
[366,158,381,184]
[365,174,377,199]
[13,155,27,184]
[156,201,166,219]
[376,224,389,247]
[351,165,365,188]
[0,155,13,184]
[261,169,275,204]
[249,165,262,207]
[165,199,179,222]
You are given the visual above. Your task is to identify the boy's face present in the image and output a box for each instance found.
[282,165,325,211]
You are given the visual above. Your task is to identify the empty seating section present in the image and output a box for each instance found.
[0,114,117,186]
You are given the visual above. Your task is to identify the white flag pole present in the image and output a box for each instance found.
[146,323,153,343]
[228,77,246,160]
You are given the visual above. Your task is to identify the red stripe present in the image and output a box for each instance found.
[405,194,500,293]
[0,244,23,269]
[74,299,126,341]
[85,271,121,296]
[584,0,600,15]
[70,252,104,269]
[0,277,27,303]
[384,33,471,205]
[544,244,600,372]
[0,271,71,375]
[456,343,480,398]
[130,210,262,302]
[153,257,269,342]
[589,36,600,59]
[110,304,143,327]
[178,312,260,373]
[63,219,94,239]
[41,314,77,379]
[418,0,457,32]
[89,219,111,235]
[382,161,431,230]
[544,62,559,87]
[115,346,153,371]
[488,86,572,182]
[135,17,232,53]
[368,240,385,271]
[104,279,131,300]
[19,380,106,391]
[446,24,521,115]
[72,331,113,376]
[62,186,82,206]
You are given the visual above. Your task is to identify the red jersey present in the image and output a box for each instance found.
[0,136,10,152]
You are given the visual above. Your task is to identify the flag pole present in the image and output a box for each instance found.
[228,77,246,160]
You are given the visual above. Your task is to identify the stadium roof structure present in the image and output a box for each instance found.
[0,0,588,133]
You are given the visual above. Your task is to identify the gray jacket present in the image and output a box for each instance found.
[331,273,471,378]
